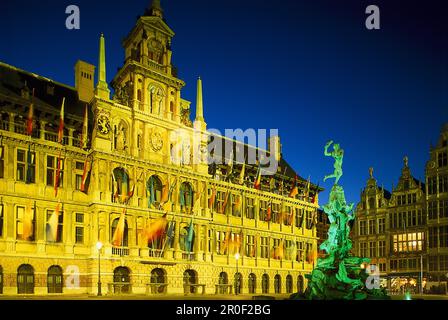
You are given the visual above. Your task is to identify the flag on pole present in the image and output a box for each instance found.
[266,201,272,222]
[238,160,246,185]
[289,175,299,198]
[46,202,60,242]
[209,188,216,210]
[54,150,62,197]
[221,192,230,214]
[80,156,91,193]
[311,184,320,205]
[254,165,262,190]
[251,235,258,257]
[304,176,311,200]
[233,194,242,216]
[185,219,195,253]
[221,229,231,254]
[112,172,119,202]
[58,98,65,144]
[112,208,126,247]
[269,177,276,192]
[26,89,35,136]
[147,176,155,208]
[165,220,176,248]
[142,213,168,244]
[81,104,89,149]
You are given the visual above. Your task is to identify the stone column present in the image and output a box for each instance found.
[8,112,15,133]
[39,121,47,140]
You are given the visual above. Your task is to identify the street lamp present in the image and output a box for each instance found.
[96,241,103,296]
[235,252,240,295]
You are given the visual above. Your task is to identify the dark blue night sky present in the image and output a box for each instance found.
[1,0,447,204]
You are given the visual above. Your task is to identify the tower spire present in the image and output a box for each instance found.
[148,0,163,18]
[95,33,110,99]
[195,77,204,122]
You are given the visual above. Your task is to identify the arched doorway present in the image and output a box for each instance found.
[183,269,197,294]
[113,267,131,294]
[218,272,228,294]
[262,274,269,294]
[286,275,293,294]
[47,265,63,294]
[297,275,304,294]
[274,274,281,294]
[234,272,242,294]
[150,268,167,294]
[248,273,256,294]
[17,264,34,294]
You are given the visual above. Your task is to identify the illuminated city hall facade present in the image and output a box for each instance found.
[0,1,320,296]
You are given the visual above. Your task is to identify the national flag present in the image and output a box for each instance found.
[121,171,129,203]
[142,213,168,244]
[221,229,231,254]
[112,208,127,247]
[26,89,35,136]
[54,150,63,197]
[277,239,285,260]
[221,192,230,214]
[238,160,246,185]
[46,202,60,242]
[311,184,320,205]
[251,235,258,257]
[253,165,262,190]
[165,220,176,248]
[193,190,203,215]
[289,175,299,198]
[25,144,34,184]
[185,219,195,253]
[311,210,318,228]
[304,176,311,200]
[209,188,216,210]
[233,194,242,216]
[81,104,89,149]
[269,177,276,192]
[265,201,272,222]
[23,202,35,241]
[112,172,119,202]
[58,97,65,144]
[161,184,169,204]
[80,156,91,193]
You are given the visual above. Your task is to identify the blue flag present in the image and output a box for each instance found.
[185,220,194,253]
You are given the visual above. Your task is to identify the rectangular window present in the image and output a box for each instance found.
[46,209,64,243]
[216,191,226,214]
[390,260,398,272]
[379,263,386,273]
[429,256,438,271]
[360,242,368,257]
[428,177,437,195]
[296,241,304,262]
[285,240,294,260]
[306,211,313,229]
[359,221,367,236]
[271,203,280,224]
[272,238,281,260]
[305,243,313,263]
[259,200,268,221]
[378,218,386,233]
[17,149,36,183]
[284,206,292,225]
[75,213,84,244]
[47,155,64,187]
[368,220,375,235]
[439,255,448,271]
[369,241,376,258]
[429,227,438,248]
[393,232,425,252]
[378,240,386,257]
[438,152,448,168]
[231,194,241,217]
[216,230,226,255]
[245,197,255,219]
[0,203,4,237]
[295,208,303,228]
[245,235,255,257]
[440,200,448,219]
[440,226,448,248]
[75,161,84,191]
[439,176,448,194]
[16,206,35,241]
[0,146,5,179]
[260,237,269,259]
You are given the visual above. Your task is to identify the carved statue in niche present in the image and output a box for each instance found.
[182,140,191,166]
[150,86,164,115]
[115,82,132,106]
[116,121,128,152]
[180,108,192,127]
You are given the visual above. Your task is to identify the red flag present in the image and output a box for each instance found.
[112,208,127,247]
[54,150,63,197]
[209,188,216,210]
[254,165,262,190]
[26,89,35,136]
[289,175,299,198]
[58,98,65,144]
[266,201,272,222]
[142,213,168,244]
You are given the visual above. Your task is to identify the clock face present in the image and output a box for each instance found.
[97,116,110,135]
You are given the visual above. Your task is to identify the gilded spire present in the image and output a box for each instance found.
[195,77,204,122]
[95,33,110,99]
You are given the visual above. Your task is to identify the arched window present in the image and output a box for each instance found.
[17,264,34,294]
[180,182,194,213]
[274,274,281,294]
[234,273,242,295]
[183,269,197,294]
[111,217,129,247]
[262,274,269,294]
[179,223,195,253]
[286,275,293,294]
[0,265,3,294]
[297,275,304,294]
[369,197,375,209]
[147,175,163,208]
[112,167,130,204]
[248,273,256,294]
[47,265,63,294]
[113,267,131,294]
[150,268,167,294]
[218,272,228,294]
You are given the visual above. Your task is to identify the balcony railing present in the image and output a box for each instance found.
[112,247,129,256]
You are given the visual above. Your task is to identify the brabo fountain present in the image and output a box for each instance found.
[294,141,389,300]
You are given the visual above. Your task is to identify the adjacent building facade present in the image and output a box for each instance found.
[0,1,321,296]
[353,124,448,294]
